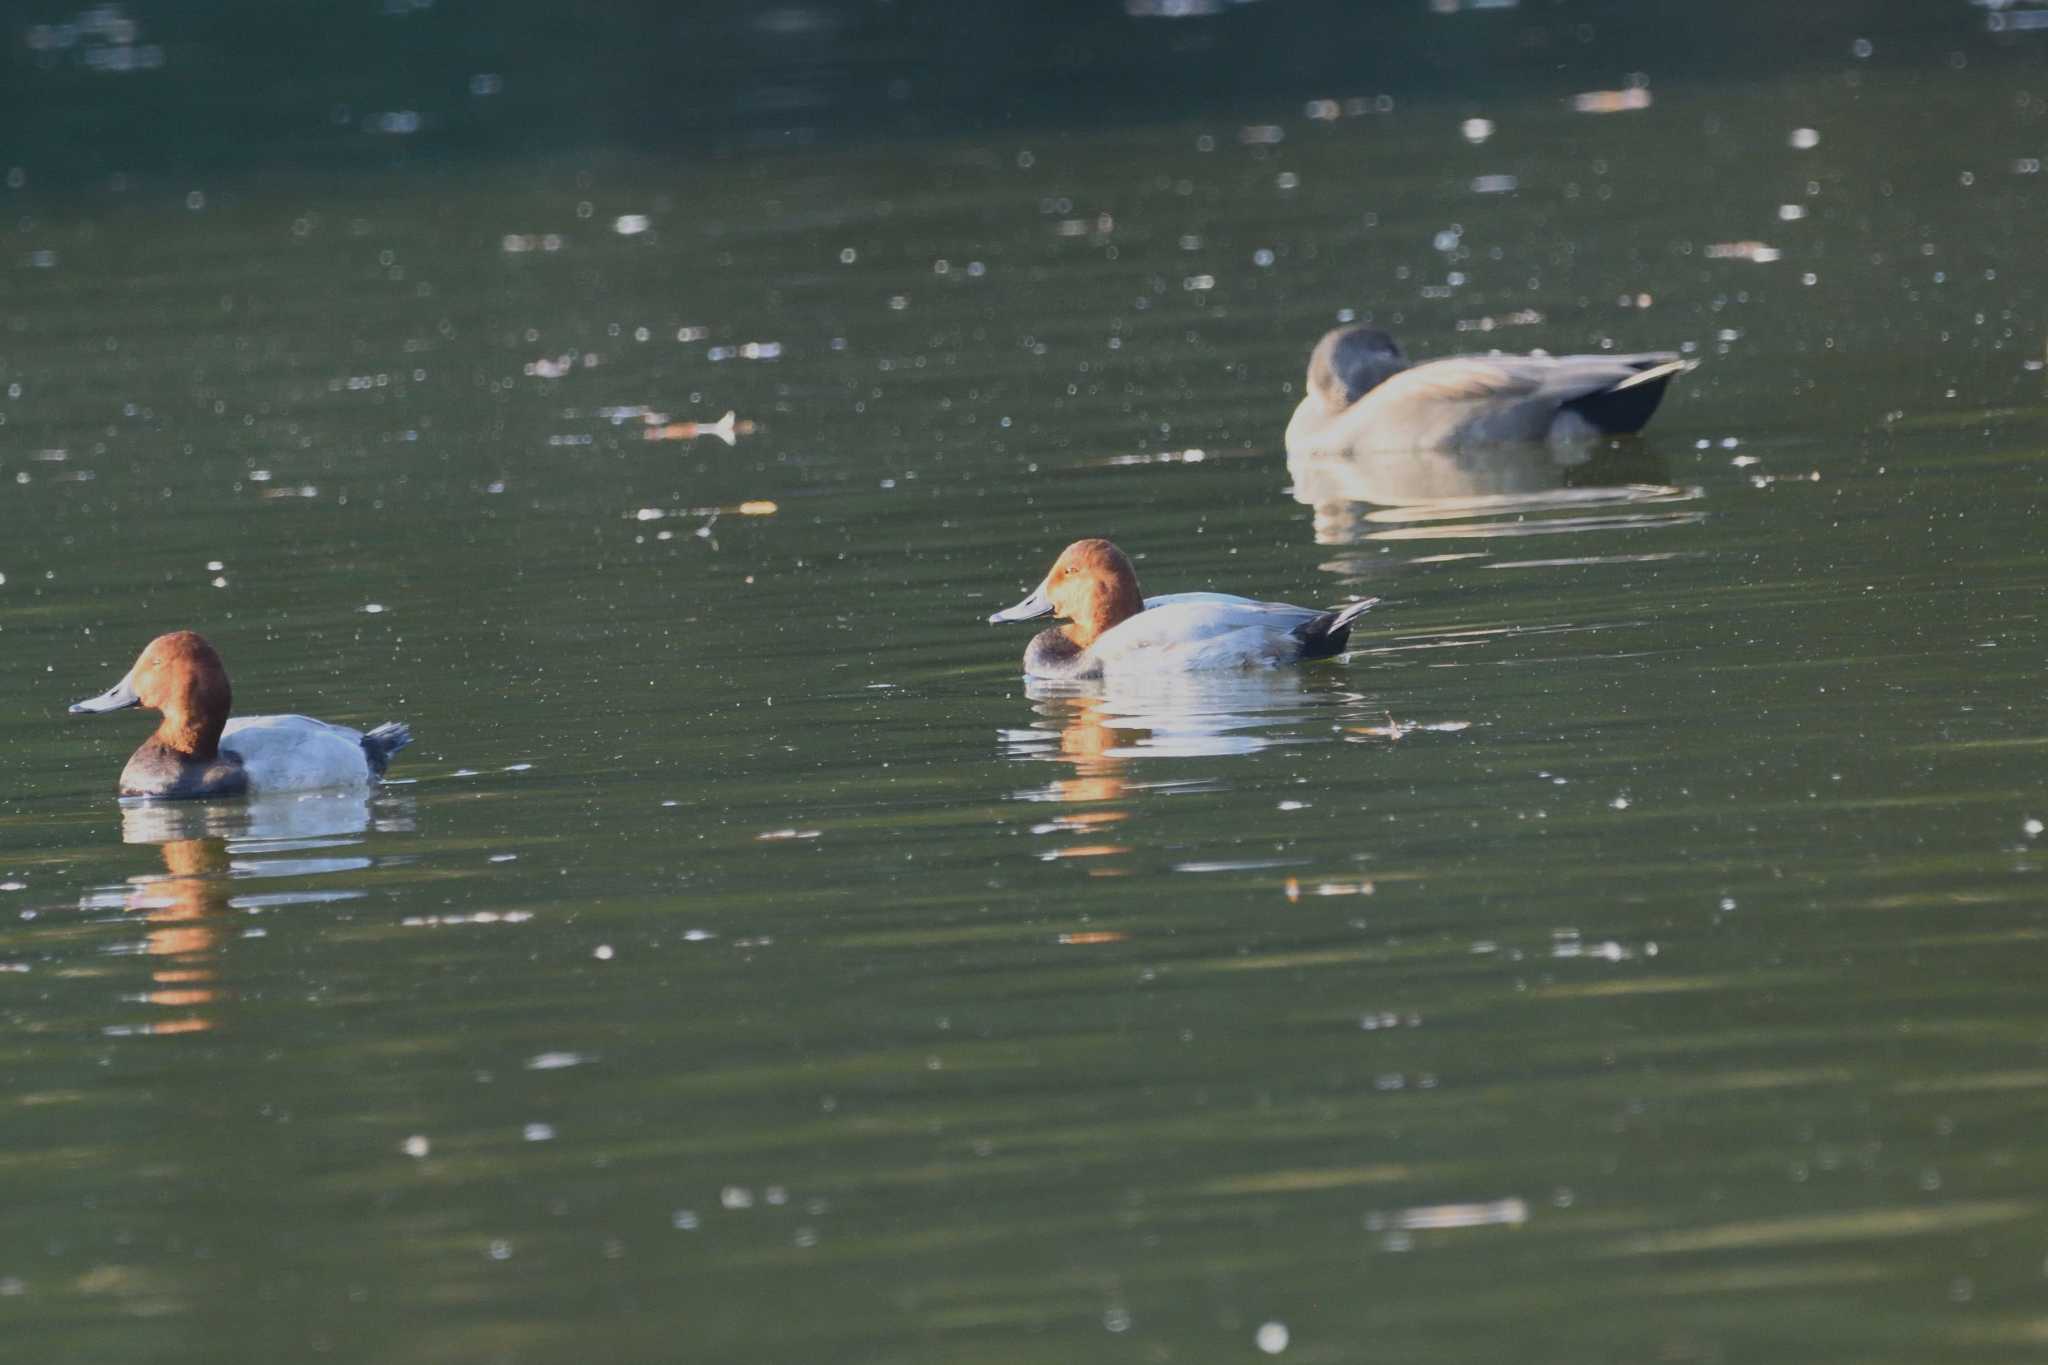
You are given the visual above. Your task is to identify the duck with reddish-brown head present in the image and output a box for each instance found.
[989,539,1378,681]
[71,631,411,799]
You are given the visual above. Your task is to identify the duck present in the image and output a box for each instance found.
[70,631,412,799]
[1284,324,1694,459]
[989,539,1378,680]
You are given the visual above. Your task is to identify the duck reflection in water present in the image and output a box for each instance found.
[115,830,231,1035]
[1026,689,1137,874]
[93,792,402,1035]
[1006,672,1358,873]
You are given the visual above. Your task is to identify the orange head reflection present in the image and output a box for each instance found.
[126,836,229,1033]
[1034,693,1141,871]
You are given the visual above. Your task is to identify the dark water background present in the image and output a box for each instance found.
[4,2,2048,1361]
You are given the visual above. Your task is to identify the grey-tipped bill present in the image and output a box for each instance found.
[70,672,140,715]
[989,584,1054,624]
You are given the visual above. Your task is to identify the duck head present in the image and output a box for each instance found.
[989,539,1146,648]
[71,631,234,759]
[1306,325,1409,410]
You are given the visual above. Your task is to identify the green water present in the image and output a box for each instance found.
[5,12,2048,1364]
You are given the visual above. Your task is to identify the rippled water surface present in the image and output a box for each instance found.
[5,9,2048,1363]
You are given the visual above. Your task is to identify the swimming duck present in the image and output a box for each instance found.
[989,539,1377,679]
[70,631,412,798]
[1284,325,1693,458]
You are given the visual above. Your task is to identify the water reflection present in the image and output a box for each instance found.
[84,792,413,1035]
[1002,672,1357,867]
[1288,437,1703,545]
[1003,672,1397,883]
[97,834,229,1036]
[1007,670,1346,769]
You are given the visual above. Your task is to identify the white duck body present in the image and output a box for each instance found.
[221,714,389,791]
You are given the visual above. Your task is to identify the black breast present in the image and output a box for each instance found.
[1023,629,1102,680]
[119,741,250,799]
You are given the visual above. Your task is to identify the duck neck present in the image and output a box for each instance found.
[153,708,225,761]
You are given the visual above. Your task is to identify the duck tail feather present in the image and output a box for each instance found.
[1565,358,1693,433]
[362,721,413,775]
[1296,597,1380,658]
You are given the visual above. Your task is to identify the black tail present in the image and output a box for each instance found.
[362,721,413,775]
[1564,358,1693,434]
[1295,597,1380,659]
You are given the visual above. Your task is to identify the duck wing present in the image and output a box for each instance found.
[1356,353,1689,445]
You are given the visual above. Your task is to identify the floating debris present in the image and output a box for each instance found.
[1456,308,1545,332]
[598,404,667,426]
[1460,117,1494,144]
[1471,174,1518,194]
[1789,127,1821,150]
[1283,878,1375,901]
[612,214,650,236]
[1057,930,1129,945]
[707,341,783,362]
[525,353,578,378]
[643,411,756,446]
[1571,87,1652,114]
[400,910,535,927]
[25,6,165,73]
[1705,241,1783,263]
[1988,7,2048,30]
[1104,447,1208,467]
[1040,845,1130,861]
[631,499,777,522]
[501,233,565,254]
[1366,1197,1528,1231]
[756,828,820,842]
[1348,716,1472,741]
[1352,713,1412,741]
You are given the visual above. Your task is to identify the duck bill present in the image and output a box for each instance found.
[989,583,1055,624]
[70,672,140,715]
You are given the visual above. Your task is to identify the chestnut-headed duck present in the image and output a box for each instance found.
[70,631,412,799]
[1284,325,1694,459]
[989,539,1378,680]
